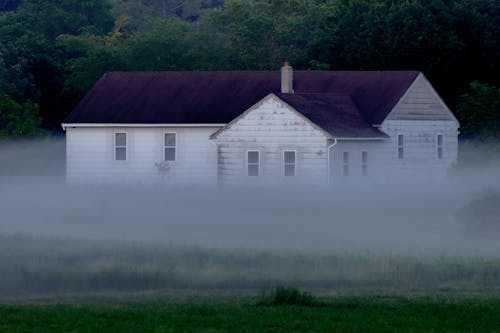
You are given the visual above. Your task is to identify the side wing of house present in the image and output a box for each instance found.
[379,73,459,180]
[65,126,220,185]
[211,94,331,185]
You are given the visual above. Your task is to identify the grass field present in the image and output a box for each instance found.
[1,234,500,298]
[1,293,500,332]
[1,235,500,331]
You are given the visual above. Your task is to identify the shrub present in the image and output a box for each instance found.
[257,286,316,306]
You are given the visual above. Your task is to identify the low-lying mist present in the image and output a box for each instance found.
[0,138,499,297]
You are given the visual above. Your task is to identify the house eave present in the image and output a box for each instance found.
[62,123,226,130]
[335,137,388,141]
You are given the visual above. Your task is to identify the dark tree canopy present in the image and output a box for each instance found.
[0,0,498,139]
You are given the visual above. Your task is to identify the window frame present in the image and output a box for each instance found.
[361,151,368,176]
[342,151,349,176]
[283,150,297,177]
[436,134,443,160]
[397,134,405,160]
[247,150,260,177]
[114,132,127,161]
[163,132,177,162]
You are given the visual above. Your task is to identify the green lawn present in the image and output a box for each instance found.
[1,295,499,332]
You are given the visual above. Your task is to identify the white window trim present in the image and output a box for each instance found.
[246,150,260,177]
[283,150,297,177]
[163,132,177,162]
[397,134,405,160]
[436,133,444,160]
[114,131,127,161]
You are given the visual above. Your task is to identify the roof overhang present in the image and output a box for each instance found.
[334,137,388,141]
[62,123,226,130]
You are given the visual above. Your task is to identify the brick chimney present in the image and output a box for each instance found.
[281,61,294,93]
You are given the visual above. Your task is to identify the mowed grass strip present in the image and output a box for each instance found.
[1,296,499,332]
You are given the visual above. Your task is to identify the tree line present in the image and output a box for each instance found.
[0,0,498,141]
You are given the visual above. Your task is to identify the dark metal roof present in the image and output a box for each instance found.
[64,71,420,135]
[277,93,388,138]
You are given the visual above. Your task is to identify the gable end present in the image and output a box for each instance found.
[383,73,459,126]
[210,94,333,140]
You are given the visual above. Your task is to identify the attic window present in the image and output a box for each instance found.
[115,132,127,161]
[247,151,260,176]
[437,134,443,159]
[164,133,176,161]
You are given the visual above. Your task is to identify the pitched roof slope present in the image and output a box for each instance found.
[64,70,419,127]
[277,93,387,138]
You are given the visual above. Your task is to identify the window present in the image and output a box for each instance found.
[247,151,260,176]
[164,133,176,161]
[115,132,126,161]
[343,152,349,176]
[397,134,404,159]
[362,151,368,176]
[283,151,296,177]
[437,134,443,159]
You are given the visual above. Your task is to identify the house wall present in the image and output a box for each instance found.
[65,126,219,185]
[379,120,458,180]
[214,96,330,185]
[330,119,458,185]
[329,74,459,185]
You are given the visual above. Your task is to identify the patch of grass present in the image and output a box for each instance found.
[1,234,500,298]
[0,295,499,332]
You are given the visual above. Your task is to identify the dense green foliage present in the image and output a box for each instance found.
[1,295,499,332]
[457,81,500,140]
[0,0,498,138]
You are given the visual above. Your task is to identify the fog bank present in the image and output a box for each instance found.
[1,139,499,257]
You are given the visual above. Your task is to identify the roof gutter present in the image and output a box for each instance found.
[335,137,388,141]
[61,123,227,130]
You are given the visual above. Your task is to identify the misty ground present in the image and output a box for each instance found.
[0,138,499,298]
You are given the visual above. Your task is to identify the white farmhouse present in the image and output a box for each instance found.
[62,64,459,185]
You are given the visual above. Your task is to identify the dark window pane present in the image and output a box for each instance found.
[398,147,404,159]
[437,135,443,146]
[398,135,404,146]
[437,147,443,159]
[165,133,176,147]
[248,164,259,176]
[115,147,126,160]
[284,164,295,177]
[343,165,349,176]
[284,151,295,163]
[343,152,349,163]
[164,147,176,161]
[116,133,126,146]
[248,151,259,164]
[362,151,368,163]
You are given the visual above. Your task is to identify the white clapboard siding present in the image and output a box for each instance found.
[214,96,330,185]
[377,73,458,181]
[386,73,459,123]
[329,74,459,184]
[66,127,220,185]
[379,120,458,179]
